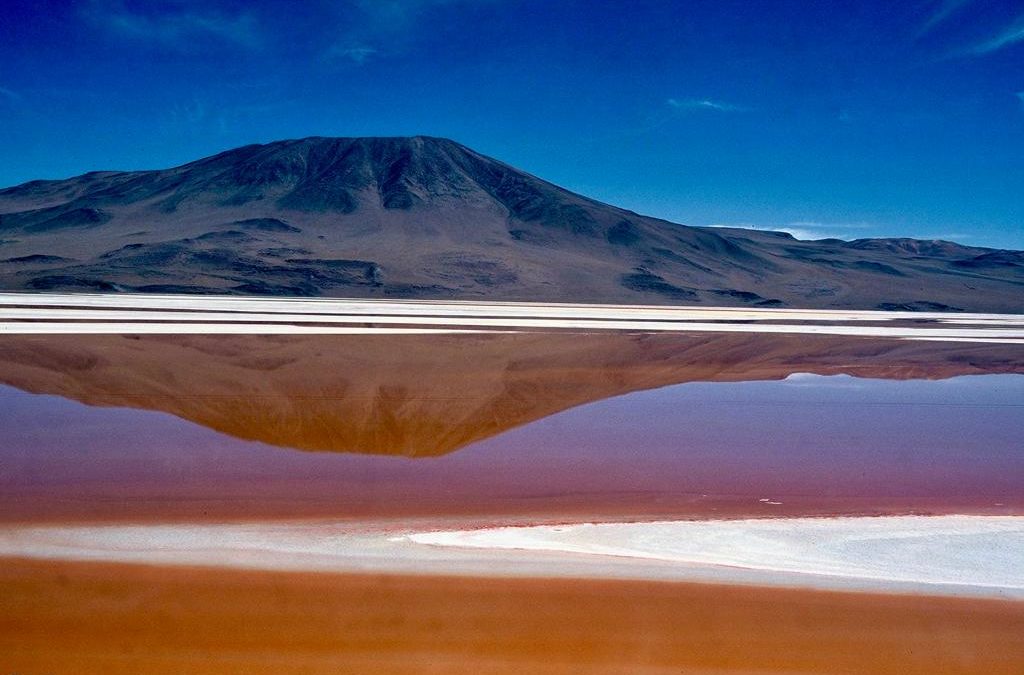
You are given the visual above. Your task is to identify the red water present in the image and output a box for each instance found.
[2,366,1021,524]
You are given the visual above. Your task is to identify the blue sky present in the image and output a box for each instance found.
[1,0,1022,249]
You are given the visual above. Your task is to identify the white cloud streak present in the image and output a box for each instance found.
[918,0,974,36]
[708,222,876,241]
[325,44,379,65]
[966,12,1024,55]
[667,98,744,112]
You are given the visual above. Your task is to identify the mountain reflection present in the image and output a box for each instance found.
[0,332,1020,457]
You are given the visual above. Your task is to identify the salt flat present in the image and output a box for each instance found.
[405,516,1024,594]
[1,292,1023,341]
[2,515,1021,598]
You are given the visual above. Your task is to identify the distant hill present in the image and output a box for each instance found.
[0,136,1020,311]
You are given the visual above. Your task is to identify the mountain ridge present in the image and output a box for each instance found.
[0,136,1021,311]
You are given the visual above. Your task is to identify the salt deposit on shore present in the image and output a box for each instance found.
[1,515,1021,598]
[404,515,1024,593]
[1,292,1022,341]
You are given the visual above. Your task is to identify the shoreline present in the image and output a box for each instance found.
[2,514,1021,599]
[400,514,1024,598]
[2,292,1023,342]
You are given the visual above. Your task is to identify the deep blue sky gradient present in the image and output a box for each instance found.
[1,0,1022,248]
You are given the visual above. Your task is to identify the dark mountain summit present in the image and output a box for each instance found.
[0,136,1020,310]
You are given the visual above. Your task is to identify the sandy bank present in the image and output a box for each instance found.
[2,557,1022,675]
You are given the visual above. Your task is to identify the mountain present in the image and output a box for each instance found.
[0,136,1021,311]
[0,332,1020,457]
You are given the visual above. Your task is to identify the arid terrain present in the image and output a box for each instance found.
[5,558,1022,675]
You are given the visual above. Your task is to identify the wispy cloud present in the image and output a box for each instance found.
[782,221,877,240]
[918,3,1024,59]
[82,1,261,49]
[709,222,875,241]
[325,44,379,65]
[1017,91,1024,108]
[946,10,1024,57]
[917,0,974,37]
[919,232,972,242]
[615,96,747,137]
[967,12,1024,55]
[667,98,744,113]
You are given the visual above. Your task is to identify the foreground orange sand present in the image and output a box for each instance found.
[2,558,1022,674]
